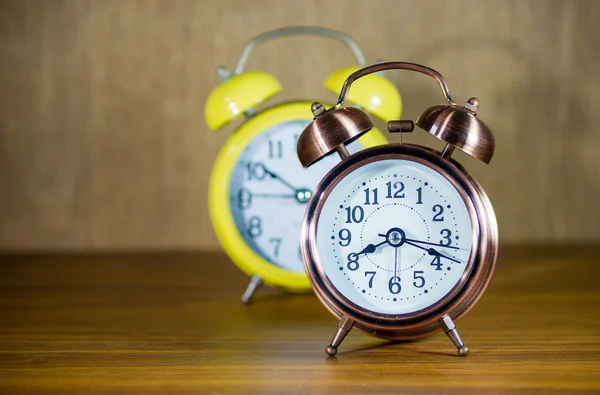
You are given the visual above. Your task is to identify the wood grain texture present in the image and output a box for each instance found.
[0,0,599,250]
[0,247,599,394]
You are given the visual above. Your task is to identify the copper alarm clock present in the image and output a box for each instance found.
[297,62,498,356]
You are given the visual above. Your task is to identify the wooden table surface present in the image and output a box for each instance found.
[1,246,599,394]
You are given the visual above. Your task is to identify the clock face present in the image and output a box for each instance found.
[229,120,362,273]
[315,158,474,315]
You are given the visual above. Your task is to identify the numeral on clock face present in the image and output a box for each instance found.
[364,188,379,205]
[268,140,283,159]
[344,206,364,224]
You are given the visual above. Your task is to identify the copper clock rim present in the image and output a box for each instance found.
[301,144,498,338]
[303,145,479,321]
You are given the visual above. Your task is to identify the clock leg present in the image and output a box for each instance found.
[325,316,354,356]
[241,275,263,304]
[439,314,469,357]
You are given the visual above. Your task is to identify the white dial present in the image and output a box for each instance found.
[229,120,363,273]
[316,158,474,315]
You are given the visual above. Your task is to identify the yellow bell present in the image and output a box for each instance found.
[325,66,402,121]
[204,70,282,130]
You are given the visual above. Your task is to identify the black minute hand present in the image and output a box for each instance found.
[261,165,299,192]
[427,248,461,264]
[404,240,461,264]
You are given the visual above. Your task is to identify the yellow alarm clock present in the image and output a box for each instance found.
[205,27,402,303]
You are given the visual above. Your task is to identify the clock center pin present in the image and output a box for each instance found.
[295,188,312,204]
[386,227,406,247]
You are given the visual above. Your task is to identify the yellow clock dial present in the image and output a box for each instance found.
[209,102,387,293]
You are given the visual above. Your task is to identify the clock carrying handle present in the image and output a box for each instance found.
[335,61,458,107]
[233,26,367,74]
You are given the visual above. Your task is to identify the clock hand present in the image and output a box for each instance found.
[377,229,460,263]
[259,164,312,203]
[239,189,298,201]
[404,238,460,250]
[356,240,387,255]
[251,192,297,198]
[377,232,460,251]
[404,240,461,264]
[393,244,399,278]
[260,165,299,191]
[428,248,460,264]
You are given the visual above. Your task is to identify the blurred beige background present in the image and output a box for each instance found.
[0,0,598,250]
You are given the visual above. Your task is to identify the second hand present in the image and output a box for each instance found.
[394,245,399,279]
[405,238,460,250]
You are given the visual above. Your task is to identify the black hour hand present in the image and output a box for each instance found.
[357,240,387,255]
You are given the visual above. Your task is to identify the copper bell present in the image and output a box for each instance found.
[297,102,373,167]
[416,97,495,164]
